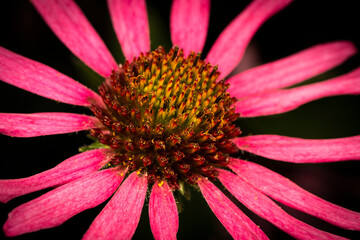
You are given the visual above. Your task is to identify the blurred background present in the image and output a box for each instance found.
[0,0,359,239]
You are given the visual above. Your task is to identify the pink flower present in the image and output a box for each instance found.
[0,0,359,239]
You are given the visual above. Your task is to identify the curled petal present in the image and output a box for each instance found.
[31,0,117,77]
[198,177,269,240]
[0,112,100,137]
[83,172,147,240]
[170,0,210,55]
[149,181,178,240]
[0,47,103,107]
[233,134,360,163]
[228,158,360,230]
[0,149,113,203]
[218,169,347,240]
[108,0,150,60]
[206,0,292,77]
[3,169,124,237]
[227,41,357,98]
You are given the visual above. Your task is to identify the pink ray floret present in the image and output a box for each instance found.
[198,177,269,240]
[207,0,292,77]
[228,158,360,231]
[83,172,147,240]
[0,47,103,107]
[227,41,357,98]
[31,0,117,77]
[149,181,179,240]
[236,67,360,117]
[3,169,123,237]
[108,0,150,60]
[233,134,360,163]
[218,169,347,240]
[170,0,210,56]
[0,149,112,203]
[0,112,100,137]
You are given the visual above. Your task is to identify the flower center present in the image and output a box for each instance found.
[90,46,241,189]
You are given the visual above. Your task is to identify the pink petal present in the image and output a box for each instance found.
[108,0,150,60]
[149,181,178,240]
[170,0,210,56]
[197,177,269,240]
[228,158,360,230]
[227,41,357,98]
[31,0,117,77]
[0,112,100,137]
[3,169,124,237]
[218,169,347,240]
[0,149,113,203]
[83,172,148,240]
[233,135,360,163]
[206,0,292,77]
[236,67,360,117]
[0,47,103,107]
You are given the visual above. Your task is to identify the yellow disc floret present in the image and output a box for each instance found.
[90,46,241,189]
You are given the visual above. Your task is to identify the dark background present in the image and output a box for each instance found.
[0,0,360,239]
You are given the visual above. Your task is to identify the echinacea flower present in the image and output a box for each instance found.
[1,0,360,239]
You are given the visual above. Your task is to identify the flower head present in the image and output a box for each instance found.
[1,0,360,239]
